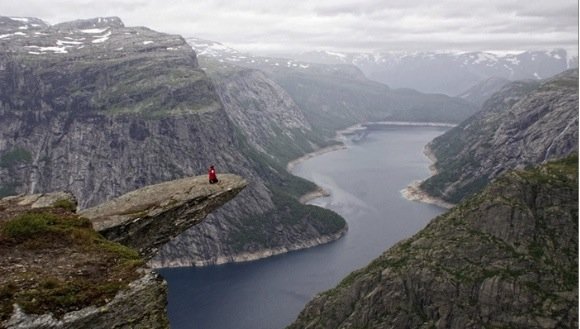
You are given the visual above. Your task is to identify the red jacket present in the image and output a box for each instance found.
[208,167,217,181]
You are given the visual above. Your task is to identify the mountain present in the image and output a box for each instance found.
[0,16,346,268]
[288,156,578,329]
[457,76,511,107]
[152,61,346,267]
[1,175,245,328]
[420,69,578,204]
[294,50,571,96]
[188,38,479,137]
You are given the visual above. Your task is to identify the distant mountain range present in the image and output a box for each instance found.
[295,49,577,96]
[188,37,479,135]
[188,38,576,97]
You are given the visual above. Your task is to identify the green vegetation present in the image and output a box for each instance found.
[13,47,219,118]
[228,188,345,252]
[0,148,32,168]
[0,183,18,198]
[52,198,77,212]
[0,207,143,321]
[2,212,57,240]
[299,157,578,328]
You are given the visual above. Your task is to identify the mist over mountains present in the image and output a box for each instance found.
[295,49,576,95]
[0,13,577,329]
[187,37,575,96]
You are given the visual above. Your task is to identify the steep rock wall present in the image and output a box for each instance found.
[289,157,578,329]
[420,69,579,203]
[0,16,347,268]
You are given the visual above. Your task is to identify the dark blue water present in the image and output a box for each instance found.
[158,126,447,329]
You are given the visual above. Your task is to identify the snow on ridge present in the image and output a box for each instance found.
[9,17,29,23]
[57,39,83,46]
[505,57,520,65]
[25,45,68,54]
[80,28,109,34]
[472,52,498,64]
[547,50,563,60]
[325,50,347,60]
[143,40,154,45]
[91,30,112,44]
[483,50,526,57]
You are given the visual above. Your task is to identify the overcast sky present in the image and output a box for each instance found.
[1,0,578,55]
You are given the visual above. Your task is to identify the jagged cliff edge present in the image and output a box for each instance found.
[1,174,246,329]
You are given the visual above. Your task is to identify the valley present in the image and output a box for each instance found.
[0,12,577,329]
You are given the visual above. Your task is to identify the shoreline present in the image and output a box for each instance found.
[286,144,346,172]
[298,186,331,204]
[363,121,457,128]
[400,144,456,209]
[150,226,348,269]
[157,121,455,269]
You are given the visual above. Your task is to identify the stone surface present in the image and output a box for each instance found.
[421,69,579,203]
[81,174,247,259]
[288,157,578,329]
[457,76,511,107]
[0,15,348,268]
[3,272,169,329]
[1,173,247,328]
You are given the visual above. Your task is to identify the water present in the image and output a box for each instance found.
[158,126,447,329]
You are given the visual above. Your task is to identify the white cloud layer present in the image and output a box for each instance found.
[1,0,577,55]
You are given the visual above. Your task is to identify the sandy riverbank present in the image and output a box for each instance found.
[400,144,456,209]
[286,144,346,172]
[298,187,331,204]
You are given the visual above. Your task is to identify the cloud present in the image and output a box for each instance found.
[0,0,577,55]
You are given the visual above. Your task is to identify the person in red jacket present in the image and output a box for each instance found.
[208,165,218,184]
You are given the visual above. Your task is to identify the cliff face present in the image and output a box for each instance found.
[457,76,511,107]
[208,66,328,162]
[1,174,245,328]
[0,16,347,268]
[152,64,346,268]
[0,15,222,204]
[189,42,479,137]
[420,69,579,203]
[289,156,578,329]
[80,174,247,260]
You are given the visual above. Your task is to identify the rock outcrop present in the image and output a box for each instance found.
[457,76,511,107]
[1,174,245,328]
[151,62,347,268]
[80,174,247,260]
[0,15,347,268]
[3,272,168,329]
[420,69,578,203]
[288,156,578,329]
[189,40,479,137]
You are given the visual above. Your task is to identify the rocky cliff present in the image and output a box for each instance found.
[189,38,479,137]
[202,63,329,163]
[0,15,347,268]
[152,62,346,268]
[81,174,247,260]
[288,156,578,329]
[457,76,511,107]
[420,69,578,203]
[1,174,245,328]
[294,49,571,96]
